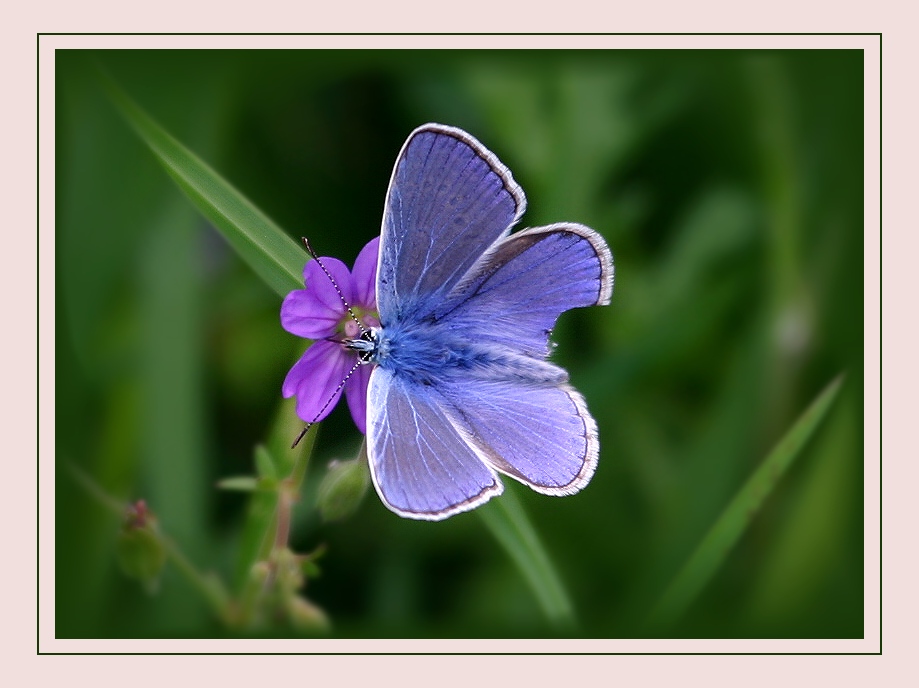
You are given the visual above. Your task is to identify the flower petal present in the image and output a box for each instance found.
[303,256,355,314]
[282,340,355,424]
[280,288,341,339]
[351,236,380,310]
[344,362,373,434]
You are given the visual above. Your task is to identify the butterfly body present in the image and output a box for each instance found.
[365,315,570,389]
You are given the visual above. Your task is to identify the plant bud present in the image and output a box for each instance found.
[115,500,166,593]
[286,595,330,633]
[316,457,370,521]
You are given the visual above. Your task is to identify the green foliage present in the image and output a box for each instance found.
[55,49,864,639]
[101,69,306,298]
[477,484,575,631]
[648,375,845,629]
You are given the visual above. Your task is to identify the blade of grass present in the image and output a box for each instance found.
[100,72,305,298]
[647,374,845,629]
[477,486,576,631]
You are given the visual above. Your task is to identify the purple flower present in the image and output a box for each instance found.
[280,237,381,434]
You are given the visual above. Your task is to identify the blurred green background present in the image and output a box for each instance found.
[55,49,864,639]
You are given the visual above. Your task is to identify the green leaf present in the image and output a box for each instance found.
[100,72,305,298]
[300,560,322,579]
[477,486,576,631]
[254,445,278,481]
[300,543,327,579]
[216,476,260,492]
[648,374,846,629]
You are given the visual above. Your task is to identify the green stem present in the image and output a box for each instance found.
[235,411,320,628]
[159,534,233,623]
[66,462,125,516]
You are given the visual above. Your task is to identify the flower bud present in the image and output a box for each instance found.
[115,500,166,593]
[250,560,271,585]
[274,547,304,594]
[286,595,330,633]
[316,457,370,521]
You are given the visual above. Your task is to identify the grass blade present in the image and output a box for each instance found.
[648,374,846,629]
[477,486,576,631]
[101,73,305,298]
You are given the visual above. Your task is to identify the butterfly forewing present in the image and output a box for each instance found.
[377,124,526,323]
[437,223,614,359]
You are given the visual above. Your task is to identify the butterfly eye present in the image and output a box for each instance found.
[358,330,377,363]
[343,328,378,364]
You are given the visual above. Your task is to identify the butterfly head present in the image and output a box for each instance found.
[343,327,382,364]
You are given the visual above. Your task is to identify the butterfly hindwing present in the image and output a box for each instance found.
[365,366,504,520]
[438,379,599,495]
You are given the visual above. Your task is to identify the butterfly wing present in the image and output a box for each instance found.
[437,222,614,359]
[377,123,526,324]
[366,366,504,520]
[428,222,612,493]
[437,379,598,495]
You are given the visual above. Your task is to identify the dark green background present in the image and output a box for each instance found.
[55,49,864,638]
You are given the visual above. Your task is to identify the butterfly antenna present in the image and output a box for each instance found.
[291,357,365,449]
[302,237,368,336]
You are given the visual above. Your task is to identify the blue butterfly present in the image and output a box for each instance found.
[350,124,613,520]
